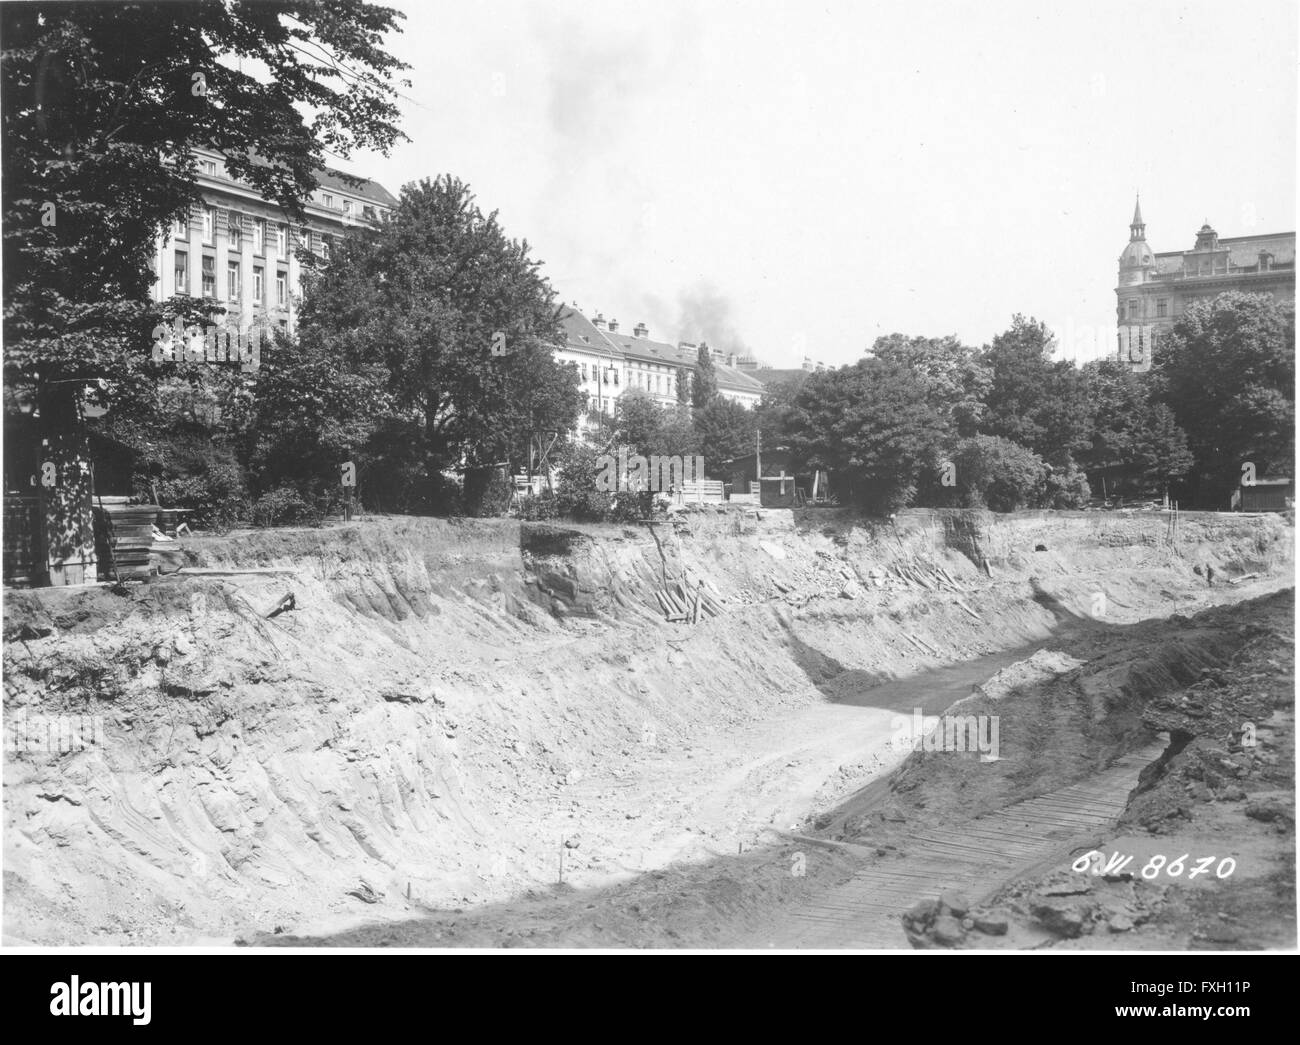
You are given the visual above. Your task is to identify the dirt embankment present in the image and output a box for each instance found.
[2,507,1291,945]
[900,589,1294,951]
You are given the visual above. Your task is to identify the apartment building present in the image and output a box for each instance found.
[556,306,765,421]
[1116,197,1295,361]
[150,148,397,334]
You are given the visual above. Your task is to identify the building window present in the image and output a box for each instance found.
[200,159,217,176]
[1156,299,1168,318]
[580,363,587,381]
[253,265,264,304]
[276,224,287,255]
[321,235,331,262]
[173,214,187,238]
[252,218,265,254]
[613,370,619,386]
[276,272,287,307]
[343,199,353,218]
[323,194,334,208]
[656,375,662,393]
[202,207,215,244]
[227,260,240,300]
[202,255,215,297]
[228,215,241,248]
[1126,300,1139,319]
[363,205,376,220]
[174,251,188,293]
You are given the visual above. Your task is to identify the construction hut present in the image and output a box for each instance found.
[1234,477,1294,512]
[721,452,827,503]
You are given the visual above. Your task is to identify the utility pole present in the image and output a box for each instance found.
[755,428,762,494]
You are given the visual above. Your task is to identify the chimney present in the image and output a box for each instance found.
[678,341,696,353]
[608,318,619,333]
[591,312,605,330]
[726,353,736,367]
[633,322,648,339]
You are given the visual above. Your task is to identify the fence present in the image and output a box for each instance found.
[680,480,725,502]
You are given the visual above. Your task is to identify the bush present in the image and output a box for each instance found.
[425,472,465,517]
[609,489,663,522]
[463,466,513,518]
[251,486,322,528]
[1042,459,1092,509]
[554,441,616,521]
[137,436,250,530]
[954,435,1047,512]
[519,490,559,521]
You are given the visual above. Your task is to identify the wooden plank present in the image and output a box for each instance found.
[177,567,297,577]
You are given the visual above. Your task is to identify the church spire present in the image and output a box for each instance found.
[1130,195,1145,241]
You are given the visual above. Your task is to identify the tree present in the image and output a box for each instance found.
[1150,292,1295,506]
[869,333,989,436]
[553,440,615,521]
[952,435,1047,512]
[613,391,695,459]
[754,374,802,450]
[3,1,409,424]
[693,397,753,472]
[295,176,586,498]
[787,358,950,513]
[1080,358,1193,499]
[2,2,408,559]
[675,366,692,405]
[244,327,390,505]
[692,344,718,407]
[979,315,1091,466]
[615,390,667,457]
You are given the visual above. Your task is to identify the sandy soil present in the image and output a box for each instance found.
[3,507,1292,947]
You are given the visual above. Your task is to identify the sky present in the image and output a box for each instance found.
[336,0,1298,367]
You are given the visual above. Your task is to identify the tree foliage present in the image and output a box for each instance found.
[787,358,950,512]
[692,344,718,407]
[693,396,754,470]
[870,333,989,436]
[2,0,409,428]
[951,435,1047,512]
[978,315,1091,466]
[1080,358,1193,497]
[294,176,586,489]
[675,366,692,405]
[1151,292,1295,503]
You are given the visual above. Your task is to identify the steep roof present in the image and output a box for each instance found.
[559,307,621,355]
[558,307,766,395]
[714,365,765,393]
[603,329,692,366]
[315,167,399,208]
[1151,230,1295,273]
[1218,232,1295,267]
[750,367,811,388]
